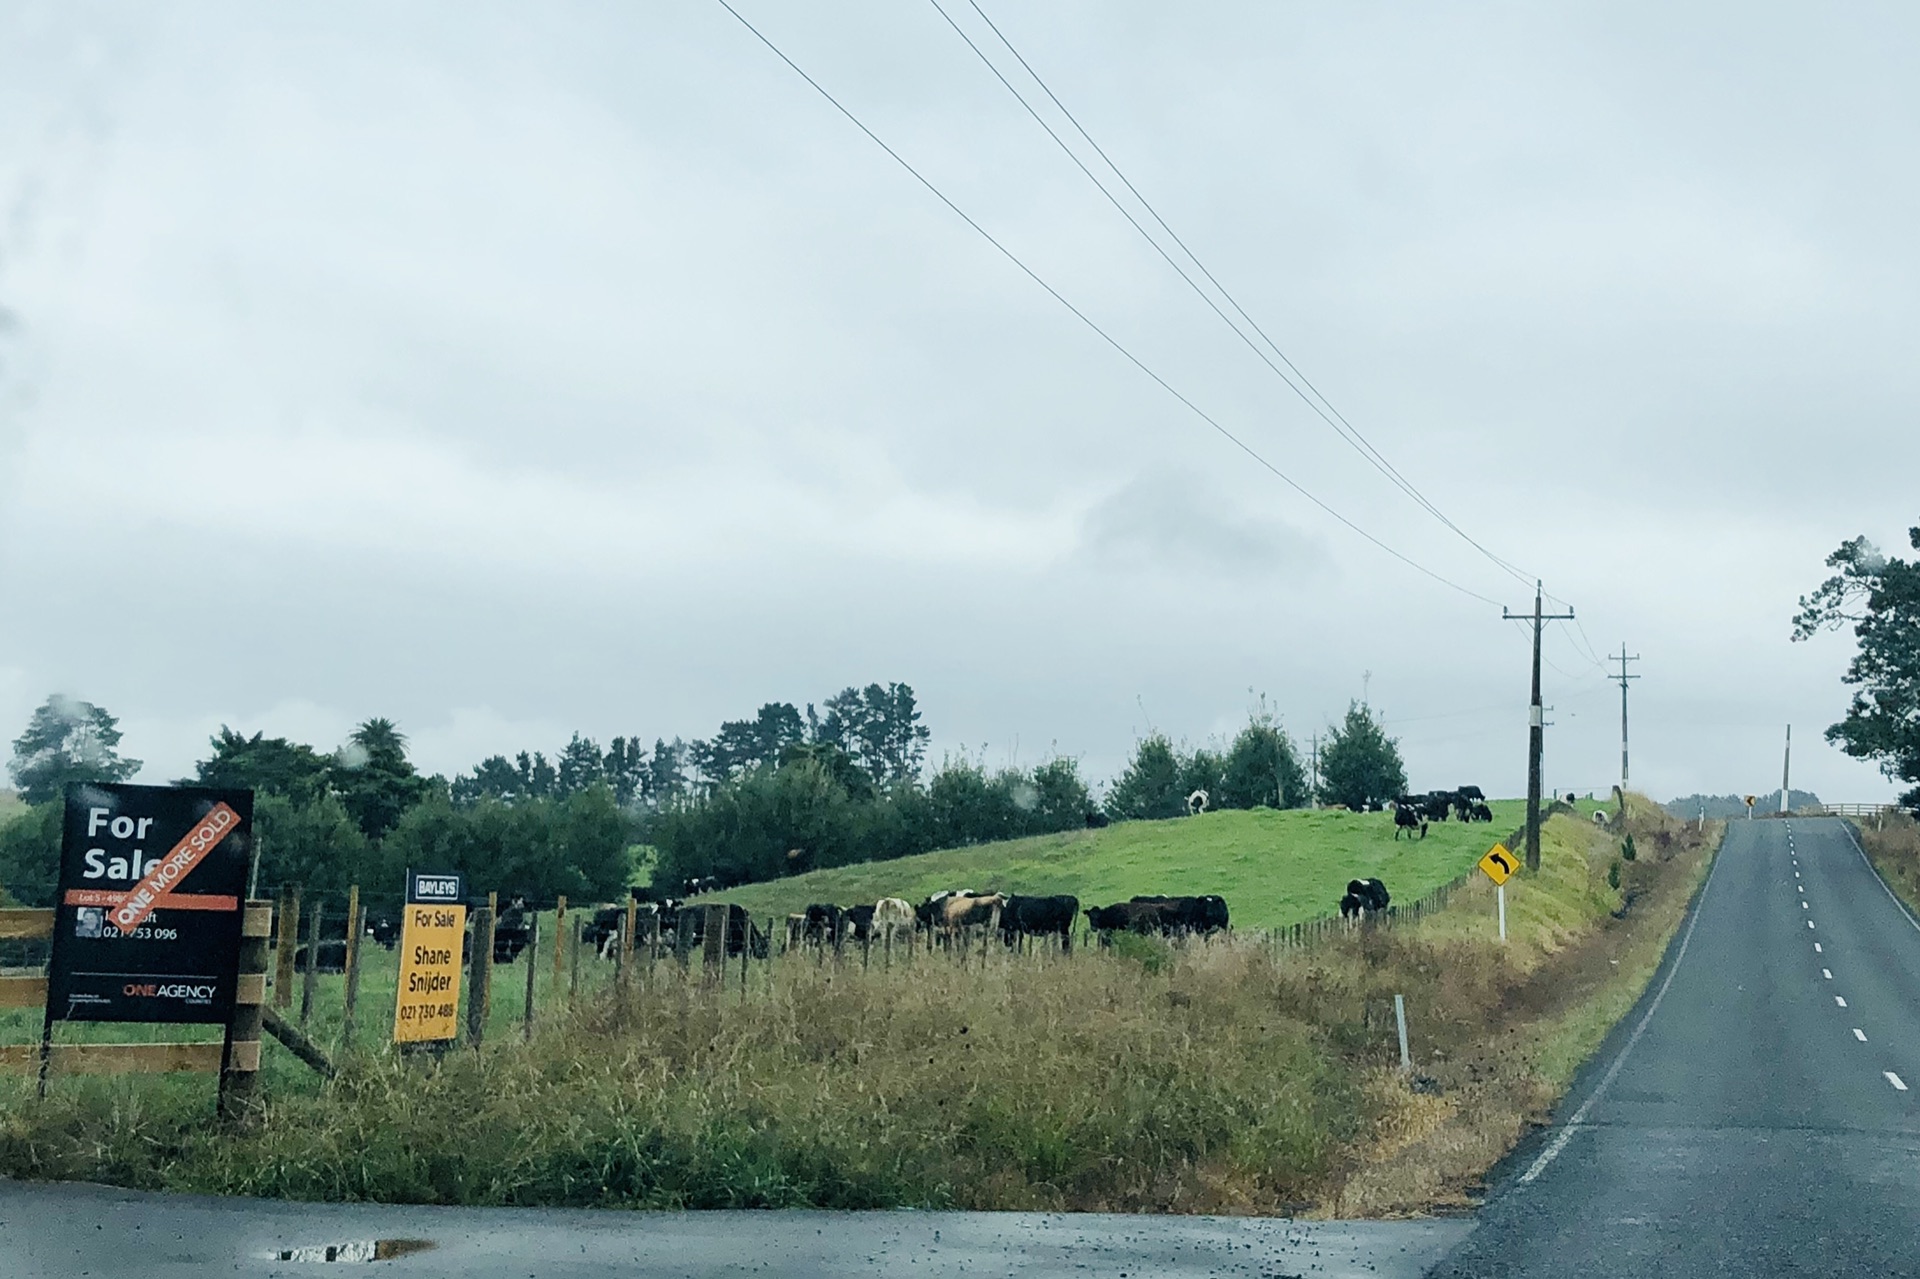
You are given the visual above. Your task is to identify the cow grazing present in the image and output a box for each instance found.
[1130,894,1228,934]
[803,903,845,944]
[1393,804,1428,840]
[1343,878,1391,917]
[1186,789,1210,816]
[584,900,672,960]
[937,892,1006,933]
[843,903,877,942]
[872,897,915,941]
[491,895,533,964]
[1456,785,1486,802]
[999,894,1079,951]
[1085,900,1170,935]
[1086,896,1228,937]
[294,939,347,973]
[914,890,979,931]
[1471,801,1493,822]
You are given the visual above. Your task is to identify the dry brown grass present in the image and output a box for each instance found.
[1861,811,1920,912]
[0,799,1721,1217]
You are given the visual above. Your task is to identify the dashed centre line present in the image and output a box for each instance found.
[1823,968,1833,979]
[1802,901,1810,909]
[1888,1072,1909,1092]
[1835,996,1848,1007]
[1808,921,1817,930]
[1815,942,1823,953]
[1854,1028,1869,1042]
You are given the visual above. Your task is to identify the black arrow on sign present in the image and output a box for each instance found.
[1490,852,1512,875]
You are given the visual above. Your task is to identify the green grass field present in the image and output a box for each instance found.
[693,801,1528,930]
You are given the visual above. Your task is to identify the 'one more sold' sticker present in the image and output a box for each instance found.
[111,802,244,933]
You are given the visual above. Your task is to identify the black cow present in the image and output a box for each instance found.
[1422,791,1457,822]
[1470,801,1493,822]
[492,895,533,964]
[366,914,400,950]
[1456,785,1486,802]
[1084,810,1111,829]
[803,903,844,944]
[1394,804,1428,840]
[843,903,877,942]
[1344,877,1391,916]
[1128,894,1228,934]
[293,939,347,973]
[999,894,1080,950]
[1085,901,1170,934]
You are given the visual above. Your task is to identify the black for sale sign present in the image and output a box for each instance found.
[45,782,254,1024]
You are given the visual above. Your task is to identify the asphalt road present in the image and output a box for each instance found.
[1433,816,1920,1277]
[0,1178,1471,1279]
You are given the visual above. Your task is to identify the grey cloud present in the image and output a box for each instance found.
[1078,472,1326,579]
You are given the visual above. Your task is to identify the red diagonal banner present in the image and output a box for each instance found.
[110,802,244,934]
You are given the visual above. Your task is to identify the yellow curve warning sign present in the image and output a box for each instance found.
[1478,842,1519,886]
[393,871,466,1045]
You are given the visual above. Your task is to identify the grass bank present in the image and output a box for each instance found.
[696,801,1529,929]
[0,796,1713,1216]
[1856,811,1920,912]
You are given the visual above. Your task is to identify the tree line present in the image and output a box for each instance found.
[1,684,1410,907]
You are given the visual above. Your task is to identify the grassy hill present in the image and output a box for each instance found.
[694,800,1529,930]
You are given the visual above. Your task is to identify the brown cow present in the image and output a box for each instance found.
[938,891,1006,933]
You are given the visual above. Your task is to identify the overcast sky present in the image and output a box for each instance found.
[1,1,1914,804]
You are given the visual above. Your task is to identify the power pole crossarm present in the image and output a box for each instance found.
[1504,581,1575,873]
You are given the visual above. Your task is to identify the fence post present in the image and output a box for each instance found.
[219,899,274,1122]
[342,885,362,1045]
[467,903,494,1047]
[522,911,539,1040]
[552,895,567,999]
[1394,993,1411,1073]
[676,909,699,970]
[483,892,498,1021]
[273,885,299,1009]
[621,898,638,991]
[299,898,321,1025]
[702,904,728,989]
[569,917,581,1003]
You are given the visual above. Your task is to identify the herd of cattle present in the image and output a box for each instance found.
[318,795,1483,971]
[1390,786,1493,839]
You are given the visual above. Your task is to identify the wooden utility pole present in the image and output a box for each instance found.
[1613,646,1640,792]
[1505,581,1574,872]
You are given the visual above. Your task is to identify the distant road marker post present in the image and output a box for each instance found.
[1478,842,1518,942]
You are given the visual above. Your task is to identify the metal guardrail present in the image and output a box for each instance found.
[1817,804,1904,818]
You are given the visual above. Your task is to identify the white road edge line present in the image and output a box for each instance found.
[1515,836,1726,1186]
[1854,1028,1868,1042]
[1888,1072,1908,1092]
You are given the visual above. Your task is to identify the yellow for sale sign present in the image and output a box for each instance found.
[392,871,466,1045]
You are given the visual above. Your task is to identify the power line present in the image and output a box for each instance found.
[711,0,1506,607]
[941,0,1540,592]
